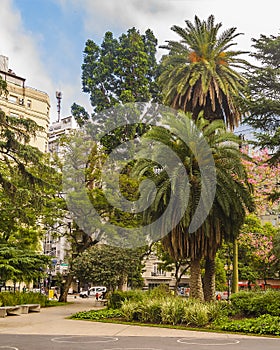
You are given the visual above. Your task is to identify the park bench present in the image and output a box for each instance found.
[0,304,40,317]
[0,306,21,317]
[21,304,40,312]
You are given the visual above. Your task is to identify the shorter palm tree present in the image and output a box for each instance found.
[133,111,254,300]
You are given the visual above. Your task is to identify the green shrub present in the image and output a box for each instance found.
[121,300,141,321]
[206,301,229,322]
[138,299,163,323]
[230,290,280,317]
[218,314,280,336]
[71,308,123,320]
[108,289,144,309]
[161,298,186,325]
[0,291,48,307]
[184,302,209,327]
[148,285,173,299]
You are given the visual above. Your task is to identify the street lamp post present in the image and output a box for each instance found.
[224,262,233,301]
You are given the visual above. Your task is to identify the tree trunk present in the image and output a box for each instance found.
[189,258,204,301]
[59,273,74,302]
[117,275,128,291]
[203,257,216,302]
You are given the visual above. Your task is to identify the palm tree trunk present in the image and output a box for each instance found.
[203,257,216,302]
[189,258,204,301]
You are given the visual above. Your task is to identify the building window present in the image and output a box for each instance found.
[27,99,32,108]
[8,95,17,103]
[152,264,166,276]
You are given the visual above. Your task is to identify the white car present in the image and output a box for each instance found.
[79,286,107,298]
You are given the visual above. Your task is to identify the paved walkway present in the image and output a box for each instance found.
[0,295,259,339]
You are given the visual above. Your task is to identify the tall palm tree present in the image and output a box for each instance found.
[133,112,254,300]
[159,15,249,130]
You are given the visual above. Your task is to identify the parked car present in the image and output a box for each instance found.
[79,286,107,299]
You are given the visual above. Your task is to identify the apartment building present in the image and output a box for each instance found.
[142,252,190,290]
[0,55,50,152]
[45,115,74,277]
[48,115,73,154]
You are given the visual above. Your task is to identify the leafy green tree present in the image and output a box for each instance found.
[0,78,63,287]
[159,15,249,130]
[73,27,159,118]
[72,244,144,291]
[0,245,49,286]
[72,28,160,153]
[243,33,280,165]
[57,132,144,301]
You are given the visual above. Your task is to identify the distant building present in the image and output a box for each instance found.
[142,252,189,290]
[0,55,50,152]
[48,115,73,154]
[45,115,75,278]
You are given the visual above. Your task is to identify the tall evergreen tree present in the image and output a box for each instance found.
[72,27,160,121]
[243,33,280,166]
[0,77,63,283]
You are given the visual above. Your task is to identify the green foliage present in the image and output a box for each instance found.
[148,284,173,299]
[159,15,249,130]
[72,28,160,153]
[243,33,280,165]
[218,314,280,336]
[71,289,280,335]
[0,245,49,283]
[109,288,226,327]
[107,289,145,309]
[76,27,159,116]
[183,302,210,327]
[0,291,48,307]
[161,298,186,325]
[71,308,123,320]
[230,290,280,317]
[121,300,142,321]
[72,244,145,291]
[0,86,64,284]
[133,112,254,300]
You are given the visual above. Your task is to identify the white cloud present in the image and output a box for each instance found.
[0,0,58,116]
[0,0,90,122]
[60,0,280,52]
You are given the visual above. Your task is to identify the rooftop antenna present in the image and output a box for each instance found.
[56,91,62,122]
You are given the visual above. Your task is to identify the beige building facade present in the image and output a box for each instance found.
[0,55,50,153]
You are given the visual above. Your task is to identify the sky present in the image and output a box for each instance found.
[1,0,280,123]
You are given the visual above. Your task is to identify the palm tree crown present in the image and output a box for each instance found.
[133,111,254,300]
[159,15,250,130]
